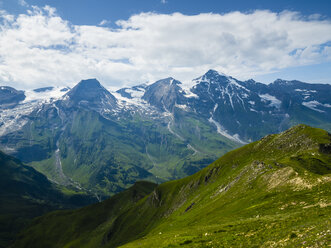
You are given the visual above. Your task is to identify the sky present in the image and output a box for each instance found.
[0,0,331,89]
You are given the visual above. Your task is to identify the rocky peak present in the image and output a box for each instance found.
[272,79,294,86]
[0,86,25,107]
[33,87,54,93]
[142,77,186,111]
[65,79,117,108]
[199,69,229,83]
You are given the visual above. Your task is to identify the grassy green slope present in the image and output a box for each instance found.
[115,124,331,248]
[0,151,96,248]
[14,125,331,248]
[13,181,157,248]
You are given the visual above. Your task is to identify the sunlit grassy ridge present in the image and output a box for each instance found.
[14,125,331,248]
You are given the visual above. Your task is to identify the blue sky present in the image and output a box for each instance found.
[3,0,331,25]
[0,0,331,89]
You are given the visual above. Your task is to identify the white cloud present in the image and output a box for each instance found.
[161,0,167,4]
[0,7,331,89]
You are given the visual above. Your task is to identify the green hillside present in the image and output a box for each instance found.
[13,181,157,248]
[0,151,96,248]
[14,125,331,248]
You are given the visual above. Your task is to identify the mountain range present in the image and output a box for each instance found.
[0,70,330,198]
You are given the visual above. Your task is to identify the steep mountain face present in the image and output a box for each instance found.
[188,69,274,142]
[64,79,117,110]
[0,86,25,108]
[14,125,331,248]
[33,86,54,93]
[267,79,331,129]
[187,70,331,142]
[0,150,96,248]
[0,86,25,106]
[142,77,188,111]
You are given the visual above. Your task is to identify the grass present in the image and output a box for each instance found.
[0,151,96,248]
[13,124,331,248]
[13,181,157,248]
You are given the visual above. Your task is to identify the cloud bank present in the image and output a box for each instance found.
[0,6,331,89]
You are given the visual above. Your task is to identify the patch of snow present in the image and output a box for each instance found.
[62,95,70,101]
[184,90,199,98]
[24,86,67,103]
[225,85,234,110]
[175,104,188,110]
[249,108,258,113]
[229,78,250,92]
[295,89,317,93]
[180,82,199,98]
[112,91,145,107]
[236,93,246,110]
[213,103,218,112]
[124,87,145,98]
[259,94,281,109]
[302,101,330,113]
[0,102,35,135]
[248,101,255,105]
[208,117,246,144]
[110,91,161,118]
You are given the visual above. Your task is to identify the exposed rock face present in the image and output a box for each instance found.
[142,77,187,111]
[64,79,117,109]
[0,86,25,108]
